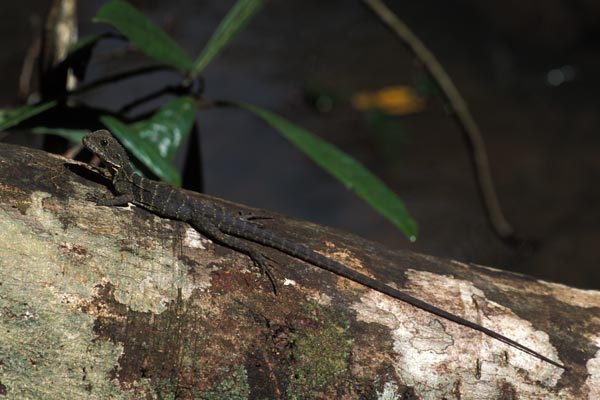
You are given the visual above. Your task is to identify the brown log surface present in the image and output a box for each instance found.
[0,143,597,399]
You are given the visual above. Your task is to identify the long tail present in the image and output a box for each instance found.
[227,223,566,369]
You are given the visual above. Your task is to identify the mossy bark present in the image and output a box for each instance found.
[0,143,597,399]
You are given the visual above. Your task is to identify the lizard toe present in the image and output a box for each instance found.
[250,253,278,294]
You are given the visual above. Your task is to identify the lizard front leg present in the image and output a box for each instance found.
[189,217,277,292]
[86,192,134,207]
[96,194,135,207]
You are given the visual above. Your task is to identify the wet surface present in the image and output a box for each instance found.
[1,0,599,289]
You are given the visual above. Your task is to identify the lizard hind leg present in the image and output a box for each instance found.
[189,218,278,294]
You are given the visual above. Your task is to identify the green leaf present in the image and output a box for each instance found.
[0,101,57,131]
[31,127,89,143]
[68,34,103,55]
[100,96,197,185]
[94,0,193,73]
[191,0,265,77]
[66,34,112,81]
[239,103,418,240]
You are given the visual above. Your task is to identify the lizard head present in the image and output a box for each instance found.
[83,130,130,170]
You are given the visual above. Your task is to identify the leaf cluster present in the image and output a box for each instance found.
[0,0,416,239]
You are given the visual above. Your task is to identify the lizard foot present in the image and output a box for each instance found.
[85,192,118,206]
[85,192,105,204]
[249,252,278,294]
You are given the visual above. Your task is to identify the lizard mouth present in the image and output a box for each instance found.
[82,137,121,168]
[82,136,98,154]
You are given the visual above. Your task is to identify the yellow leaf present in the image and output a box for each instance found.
[351,85,426,116]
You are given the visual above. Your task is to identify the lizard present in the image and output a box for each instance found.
[82,129,565,370]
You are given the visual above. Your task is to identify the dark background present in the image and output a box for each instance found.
[1,0,598,289]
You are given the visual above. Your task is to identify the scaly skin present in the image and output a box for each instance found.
[82,129,565,369]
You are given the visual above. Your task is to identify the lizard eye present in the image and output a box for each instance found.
[100,139,108,147]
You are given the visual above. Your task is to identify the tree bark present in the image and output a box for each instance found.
[0,142,597,399]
